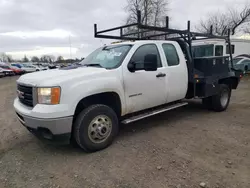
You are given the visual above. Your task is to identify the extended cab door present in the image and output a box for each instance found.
[123,43,168,114]
[159,42,188,102]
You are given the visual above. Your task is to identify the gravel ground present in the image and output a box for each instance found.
[0,76,250,188]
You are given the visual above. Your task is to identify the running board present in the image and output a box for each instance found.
[122,102,188,124]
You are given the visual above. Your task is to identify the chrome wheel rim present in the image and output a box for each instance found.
[88,115,112,144]
[220,89,229,107]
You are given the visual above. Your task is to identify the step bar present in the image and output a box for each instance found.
[122,102,188,124]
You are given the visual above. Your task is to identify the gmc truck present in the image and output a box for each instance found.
[14,12,242,152]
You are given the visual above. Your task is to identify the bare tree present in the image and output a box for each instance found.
[31,56,40,62]
[197,4,250,36]
[125,0,169,26]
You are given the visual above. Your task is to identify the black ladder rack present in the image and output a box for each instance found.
[94,10,234,69]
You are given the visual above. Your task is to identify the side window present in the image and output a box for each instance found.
[242,60,250,64]
[162,44,179,66]
[226,45,235,54]
[130,44,162,70]
[215,45,223,56]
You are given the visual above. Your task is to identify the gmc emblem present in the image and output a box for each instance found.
[17,90,24,99]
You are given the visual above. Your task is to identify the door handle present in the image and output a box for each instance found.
[156,73,166,78]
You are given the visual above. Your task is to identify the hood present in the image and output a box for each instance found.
[17,66,109,86]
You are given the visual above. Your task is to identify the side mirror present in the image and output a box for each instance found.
[144,54,158,71]
[128,62,135,72]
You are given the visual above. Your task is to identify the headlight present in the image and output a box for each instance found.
[37,87,61,104]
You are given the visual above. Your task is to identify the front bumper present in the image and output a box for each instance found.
[14,98,73,143]
[16,111,73,143]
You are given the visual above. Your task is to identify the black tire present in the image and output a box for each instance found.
[73,104,119,152]
[211,84,231,112]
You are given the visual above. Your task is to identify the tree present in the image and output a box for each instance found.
[125,0,169,26]
[0,53,13,62]
[197,4,250,36]
[40,55,55,63]
[56,56,64,63]
[22,55,29,62]
[31,56,40,62]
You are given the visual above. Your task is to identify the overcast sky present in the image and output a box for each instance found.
[0,0,248,59]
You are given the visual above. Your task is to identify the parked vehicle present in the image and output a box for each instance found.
[14,13,242,152]
[192,38,250,58]
[0,68,5,77]
[0,63,15,76]
[10,66,25,75]
[11,63,36,73]
[233,56,250,73]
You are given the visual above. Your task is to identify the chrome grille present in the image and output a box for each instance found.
[17,84,33,107]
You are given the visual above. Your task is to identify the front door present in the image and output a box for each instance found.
[123,44,168,114]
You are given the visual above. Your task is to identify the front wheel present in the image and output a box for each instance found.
[73,104,119,152]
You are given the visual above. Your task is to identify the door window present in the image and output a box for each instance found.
[129,44,162,71]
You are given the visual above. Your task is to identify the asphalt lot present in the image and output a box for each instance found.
[0,76,250,188]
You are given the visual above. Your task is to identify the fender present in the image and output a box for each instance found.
[64,76,126,116]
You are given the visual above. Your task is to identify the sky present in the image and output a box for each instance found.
[0,0,249,59]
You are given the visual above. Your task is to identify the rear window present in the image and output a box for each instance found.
[162,44,180,66]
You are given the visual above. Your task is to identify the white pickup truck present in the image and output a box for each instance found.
[14,17,242,152]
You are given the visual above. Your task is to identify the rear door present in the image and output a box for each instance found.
[158,42,188,102]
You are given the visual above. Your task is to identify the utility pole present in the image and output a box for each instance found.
[69,35,72,64]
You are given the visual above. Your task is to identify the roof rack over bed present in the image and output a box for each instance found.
[93,10,234,66]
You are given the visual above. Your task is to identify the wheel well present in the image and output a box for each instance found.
[219,77,239,89]
[73,92,122,120]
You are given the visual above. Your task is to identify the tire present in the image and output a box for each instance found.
[73,104,119,152]
[211,84,231,112]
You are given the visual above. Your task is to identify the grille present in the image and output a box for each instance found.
[17,84,33,107]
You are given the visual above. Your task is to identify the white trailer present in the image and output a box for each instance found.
[192,38,250,58]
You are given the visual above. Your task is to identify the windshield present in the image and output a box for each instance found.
[80,44,132,69]
[23,64,34,68]
[192,45,214,58]
[12,64,22,68]
[233,58,243,65]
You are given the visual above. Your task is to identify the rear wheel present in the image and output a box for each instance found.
[203,84,231,112]
[73,104,119,152]
[212,84,231,111]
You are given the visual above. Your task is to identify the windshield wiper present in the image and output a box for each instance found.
[84,64,103,68]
